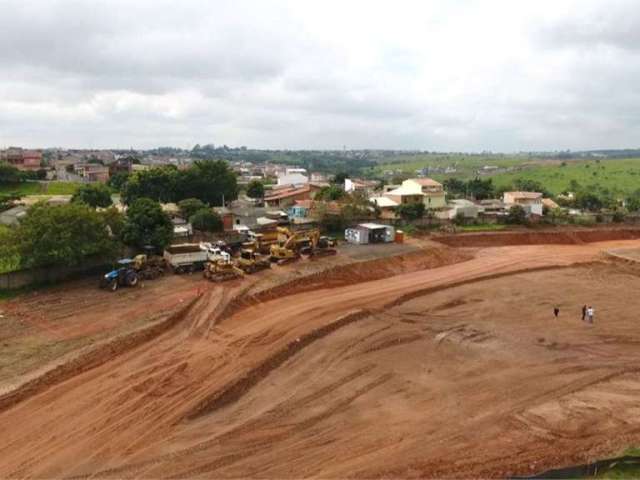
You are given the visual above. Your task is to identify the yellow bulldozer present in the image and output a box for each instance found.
[236,249,272,274]
[203,255,244,282]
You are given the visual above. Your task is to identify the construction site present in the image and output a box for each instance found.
[4,227,640,478]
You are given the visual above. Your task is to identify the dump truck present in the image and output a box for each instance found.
[163,243,208,273]
[236,249,271,274]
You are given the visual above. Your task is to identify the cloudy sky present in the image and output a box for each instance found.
[1,0,638,151]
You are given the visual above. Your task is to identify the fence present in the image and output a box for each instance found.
[0,258,111,290]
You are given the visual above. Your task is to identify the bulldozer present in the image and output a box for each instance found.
[236,249,271,274]
[203,257,244,282]
[132,254,166,280]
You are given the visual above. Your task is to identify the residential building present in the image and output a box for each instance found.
[383,185,424,206]
[436,199,480,220]
[74,163,110,182]
[345,178,378,194]
[2,148,42,171]
[369,196,399,219]
[264,183,325,208]
[503,191,543,216]
[401,178,447,209]
[277,167,308,186]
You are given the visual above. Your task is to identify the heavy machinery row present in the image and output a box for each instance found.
[99,227,337,291]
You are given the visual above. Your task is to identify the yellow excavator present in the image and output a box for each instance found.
[269,227,336,264]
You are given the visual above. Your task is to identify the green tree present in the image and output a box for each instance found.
[71,183,113,208]
[316,185,345,201]
[122,198,173,250]
[513,178,549,197]
[107,171,130,191]
[122,166,178,205]
[246,180,265,199]
[574,191,604,211]
[101,206,125,238]
[626,189,640,212]
[176,160,238,206]
[0,163,23,183]
[332,172,348,185]
[189,208,223,232]
[506,205,527,224]
[396,202,425,221]
[14,202,119,268]
[178,198,207,220]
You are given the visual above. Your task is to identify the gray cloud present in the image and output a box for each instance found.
[1,0,640,151]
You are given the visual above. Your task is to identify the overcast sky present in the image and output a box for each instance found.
[1,0,639,151]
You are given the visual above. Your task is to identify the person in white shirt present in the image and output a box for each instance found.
[586,306,594,324]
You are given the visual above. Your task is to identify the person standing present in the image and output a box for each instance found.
[554,307,560,318]
[582,305,587,321]
[587,306,594,324]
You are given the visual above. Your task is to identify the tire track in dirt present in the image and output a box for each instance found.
[0,295,201,414]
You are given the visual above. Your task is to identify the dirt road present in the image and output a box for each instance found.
[2,240,640,478]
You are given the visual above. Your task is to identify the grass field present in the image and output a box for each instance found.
[491,159,640,195]
[375,155,640,197]
[0,181,81,196]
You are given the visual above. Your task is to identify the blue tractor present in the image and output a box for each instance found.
[100,259,140,292]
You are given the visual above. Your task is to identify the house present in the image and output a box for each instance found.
[277,168,308,186]
[345,178,378,195]
[264,183,326,208]
[74,163,109,182]
[477,199,507,216]
[369,196,399,219]
[503,191,543,216]
[3,148,42,171]
[400,178,447,209]
[383,186,424,206]
[288,199,343,223]
[436,199,480,220]
[542,198,560,210]
[345,223,395,245]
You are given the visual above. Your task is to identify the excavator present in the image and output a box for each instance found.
[269,227,337,264]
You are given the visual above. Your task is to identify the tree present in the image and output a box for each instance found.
[332,172,348,185]
[316,185,345,201]
[626,189,640,212]
[176,160,238,206]
[466,177,495,200]
[71,183,113,208]
[121,166,178,205]
[101,206,125,238]
[246,180,265,199]
[107,171,130,191]
[574,191,604,211]
[396,202,425,221]
[122,198,173,251]
[513,178,549,197]
[0,163,23,184]
[178,198,207,220]
[189,208,223,232]
[506,205,527,224]
[14,202,119,268]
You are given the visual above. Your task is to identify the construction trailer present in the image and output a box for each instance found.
[345,223,395,245]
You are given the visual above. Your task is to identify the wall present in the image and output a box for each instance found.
[0,259,111,290]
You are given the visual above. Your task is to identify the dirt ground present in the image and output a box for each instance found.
[3,237,640,478]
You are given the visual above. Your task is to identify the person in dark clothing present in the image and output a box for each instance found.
[582,305,587,321]
[554,307,560,318]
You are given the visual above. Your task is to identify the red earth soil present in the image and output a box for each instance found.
[2,239,640,478]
